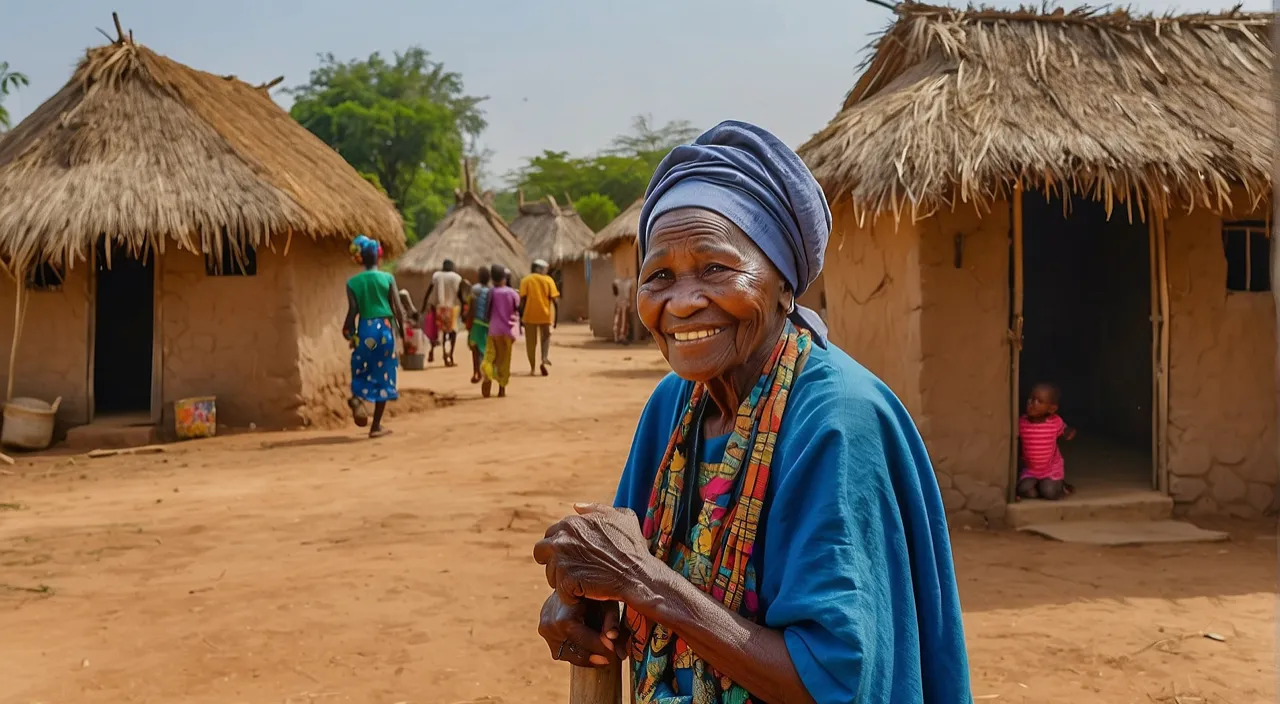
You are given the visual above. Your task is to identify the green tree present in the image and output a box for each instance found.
[504,116,697,220]
[573,193,620,232]
[603,114,698,156]
[288,48,487,241]
[0,62,29,130]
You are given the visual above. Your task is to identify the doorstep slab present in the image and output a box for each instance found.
[1006,489,1172,528]
[1019,520,1229,546]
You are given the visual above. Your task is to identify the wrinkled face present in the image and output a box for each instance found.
[637,208,791,383]
[1025,386,1059,420]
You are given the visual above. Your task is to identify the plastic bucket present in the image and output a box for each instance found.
[402,353,425,370]
[174,396,216,440]
[2,396,61,450]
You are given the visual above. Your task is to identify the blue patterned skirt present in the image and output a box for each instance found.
[351,318,399,403]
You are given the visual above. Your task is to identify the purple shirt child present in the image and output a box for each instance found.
[487,285,521,338]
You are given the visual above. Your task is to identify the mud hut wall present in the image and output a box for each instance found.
[160,248,302,428]
[556,259,589,321]
[394,271,430,315]
[589,254,616,338]
[918,204,1013,520]
[797,273,826,322]
[1164,196,1278,518]
[286,237,356,428]
[610,240,639,283]
[823,199,924,418]
[0,266,92,424]
[609,240,644,341]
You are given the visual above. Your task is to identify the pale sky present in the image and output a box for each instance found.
[2,0,1268,184]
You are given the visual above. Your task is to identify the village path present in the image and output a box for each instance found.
[0,325,1274,704]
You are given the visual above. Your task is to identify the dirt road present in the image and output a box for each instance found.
[0,326,1274,703]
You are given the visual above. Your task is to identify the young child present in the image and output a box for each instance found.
[1017,382,1077,501]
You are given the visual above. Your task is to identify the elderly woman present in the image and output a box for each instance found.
[534,122,970,703]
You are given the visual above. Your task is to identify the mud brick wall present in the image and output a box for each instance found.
[1164,202,1278,518]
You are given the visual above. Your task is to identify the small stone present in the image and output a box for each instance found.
[1245,483,1274,513]
[1209,466,1247,504]
[946,510,986,530]
[1170,476,1207,503]
[936,473,953,490]
[940,489,966,512]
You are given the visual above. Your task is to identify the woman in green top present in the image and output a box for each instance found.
[343,236,404,438]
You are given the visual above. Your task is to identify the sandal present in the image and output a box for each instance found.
[347,397,369,428]
[369,427,393,439]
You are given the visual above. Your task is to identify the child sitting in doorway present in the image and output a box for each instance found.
[1017,382,1077,501]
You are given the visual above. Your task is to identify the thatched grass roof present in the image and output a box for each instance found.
[395,189,529,278]
[589,198,643,254]
[0,22,404,270]
[798,3,1274,221]
[508,193,596,264]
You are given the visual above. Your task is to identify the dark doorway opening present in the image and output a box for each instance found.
[94,241,154,417]
[1018,195,1153,492]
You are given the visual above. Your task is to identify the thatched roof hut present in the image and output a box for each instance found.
[396,190,528,279]
[0,18,408,433]
[509,192,596,264]
[590,198,643,254]
[799,2,1273,221]
[797,3,1277,522]
[508,192,595,321]
[394,185,529,309]
[0,24,404,270]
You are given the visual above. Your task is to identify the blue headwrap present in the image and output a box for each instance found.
[350,235,381,263]
[638,120,831,343]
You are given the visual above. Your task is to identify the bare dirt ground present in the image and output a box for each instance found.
[0,325,1275,704]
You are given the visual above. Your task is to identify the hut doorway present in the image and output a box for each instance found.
[92,241,155,418]
[1016,194,1154,494]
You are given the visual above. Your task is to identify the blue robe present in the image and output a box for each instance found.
[614,341,972,703]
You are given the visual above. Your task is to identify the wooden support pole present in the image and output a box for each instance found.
[7,270,23,402]
[569,663,621,704]
[1156,212,1171,493]
[568,602,622,704]
[1008,182,1025,498]
[1148,214,1160,489]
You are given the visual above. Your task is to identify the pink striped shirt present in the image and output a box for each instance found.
[1019,414,1066,480]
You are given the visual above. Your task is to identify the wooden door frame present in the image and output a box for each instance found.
[1007,183,1025,500]
[150,247,163,425]
[1009,189,1170,498]
[86,246,96,424]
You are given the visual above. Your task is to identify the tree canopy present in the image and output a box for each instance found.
[288,48,487,242]
[0,62,29,130]
[504,115,697,231]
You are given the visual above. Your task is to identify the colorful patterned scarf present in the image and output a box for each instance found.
[626,326,810,704]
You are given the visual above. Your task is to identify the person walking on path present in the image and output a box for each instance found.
[612,275,635,344]
[481,265,521,398]
[343,235,404,439]
[423,259,465,367]
[465,267,493,384]
[518,258,559,376]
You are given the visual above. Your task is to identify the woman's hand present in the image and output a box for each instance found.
[533,503,655,604]
[537,594,626,667]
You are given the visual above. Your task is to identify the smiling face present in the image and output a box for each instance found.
[637,208,792,384]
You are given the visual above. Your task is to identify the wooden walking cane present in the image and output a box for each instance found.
[569,601,623,704]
